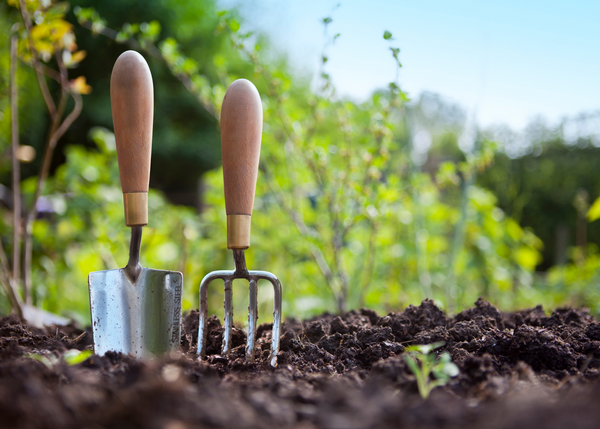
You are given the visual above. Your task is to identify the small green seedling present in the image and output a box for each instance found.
[26,350,92,368]
[63,349,93,365]
[404,341,459,399]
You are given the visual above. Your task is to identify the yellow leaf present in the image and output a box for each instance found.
[31,23,51,41]
[49,20,72,41]
[63,50,86,67]
[34,40,54,62]
[587,196,600,222]
[70,50,86,63]
[71,76,92,94]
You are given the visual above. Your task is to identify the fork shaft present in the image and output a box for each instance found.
[233,249,248,274]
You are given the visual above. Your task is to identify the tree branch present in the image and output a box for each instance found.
[76,17,218,119]
[19,0,56,117]
[238,40,356,311]
[22,86,82,298]
[22,50,83,298]
[357,220,377,307]
[0,239,23,317]
[10,35,21,289]
[262,163,342,305]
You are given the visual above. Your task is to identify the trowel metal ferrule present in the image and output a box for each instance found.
[197,249,282,367]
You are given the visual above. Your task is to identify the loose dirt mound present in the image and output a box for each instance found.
[2,298,600,428]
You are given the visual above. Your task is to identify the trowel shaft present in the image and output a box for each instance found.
[125,226,143,284]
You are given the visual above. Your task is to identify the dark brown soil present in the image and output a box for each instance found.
[2,298,600,428]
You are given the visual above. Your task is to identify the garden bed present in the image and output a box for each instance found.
[1,298,600,428]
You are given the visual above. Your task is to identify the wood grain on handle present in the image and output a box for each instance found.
[111,51,153,226]
[111,50,153,194]
[221,79,262,249]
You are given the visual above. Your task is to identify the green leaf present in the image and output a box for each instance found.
[429,378,448,389]
[140,20,161,39]
[228,19,240,32]
[383,30,393,40]
[26,353,57,368]
[438,351,451,364]
[515,246,541,270]
[418,341,445,355]
[46,2,70,20]
[443,362,459,377]
[116,31,128,42]
[587,196,600,222]
[323,17,333,24]
[63,349,93,366]
[404,354,421,375]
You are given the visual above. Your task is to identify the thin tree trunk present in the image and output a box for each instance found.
[0,239,22,317]
[10,35,20,289]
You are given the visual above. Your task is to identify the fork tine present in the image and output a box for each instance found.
[222,278,234,355]
[269,276,282,367]
[197,275,210,358]
[246,278,258,362]
[197,271,229,358]
[198,268,281,366]
[251,272,282,367]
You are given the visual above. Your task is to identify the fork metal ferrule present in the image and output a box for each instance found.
[227,214,251,249]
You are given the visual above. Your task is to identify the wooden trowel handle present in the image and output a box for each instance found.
[111,50,154,227]
[221,79,263,249]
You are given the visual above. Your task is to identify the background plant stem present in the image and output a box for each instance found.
[11,35,20,290]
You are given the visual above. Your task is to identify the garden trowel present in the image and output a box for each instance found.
[88,51,183,359]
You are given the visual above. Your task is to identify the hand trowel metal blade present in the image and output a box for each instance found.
[88,267,182,359]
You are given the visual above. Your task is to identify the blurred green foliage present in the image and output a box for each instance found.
[479,144,600,270]
[18,128,210,324]
[64,0,229,200]
[1,0,600,326]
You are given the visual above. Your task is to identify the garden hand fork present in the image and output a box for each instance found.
[197,79,282,366]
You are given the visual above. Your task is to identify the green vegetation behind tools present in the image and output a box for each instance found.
[1,0,600,325]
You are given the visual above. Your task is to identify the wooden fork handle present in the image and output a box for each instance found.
[220,79,263,249]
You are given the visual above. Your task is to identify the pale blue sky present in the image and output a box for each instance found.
[220,0,600,130]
